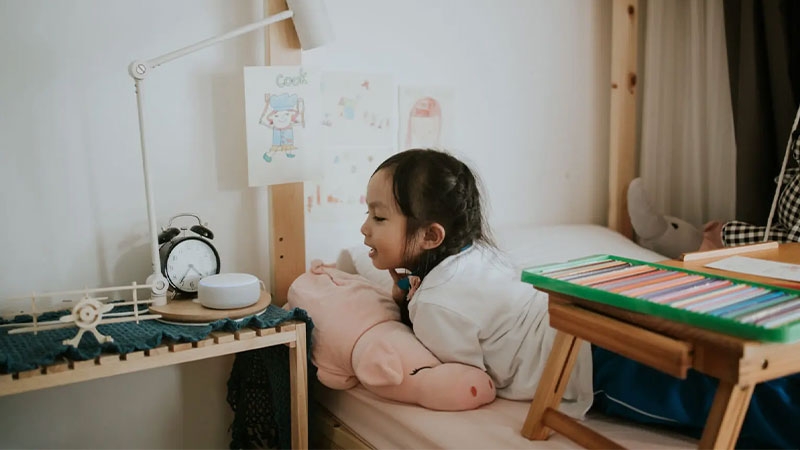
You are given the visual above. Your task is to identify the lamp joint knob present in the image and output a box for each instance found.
[128,60,150,80]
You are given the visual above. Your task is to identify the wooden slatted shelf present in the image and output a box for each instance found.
[0,318,308,448]
[0,323,304,398]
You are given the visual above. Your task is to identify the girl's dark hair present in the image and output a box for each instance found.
[374,148,495,280]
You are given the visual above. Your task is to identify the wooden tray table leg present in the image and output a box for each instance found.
[289,322,309,449]
[698,380,754,450]
[522,330,583,440]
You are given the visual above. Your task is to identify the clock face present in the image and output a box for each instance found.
[164,238,220,293]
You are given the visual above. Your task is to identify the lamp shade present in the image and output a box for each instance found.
[288,0,335,50]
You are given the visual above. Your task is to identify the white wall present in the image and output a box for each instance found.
[0,0,610,447]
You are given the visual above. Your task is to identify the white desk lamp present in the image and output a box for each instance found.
[128,0,333,305]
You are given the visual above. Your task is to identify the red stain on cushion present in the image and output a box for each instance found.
[471,386,477,397]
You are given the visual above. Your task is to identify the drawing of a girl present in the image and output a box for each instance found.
[259,93,305,162]
[405,96,441,148]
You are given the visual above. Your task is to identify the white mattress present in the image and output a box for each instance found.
[315,224,696,448]
[315,384,695,449]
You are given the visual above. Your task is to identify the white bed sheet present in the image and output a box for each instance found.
[492,223,665,268]
[316,224,695,449]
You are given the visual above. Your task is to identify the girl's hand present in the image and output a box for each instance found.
[388,269,408,304]
[389,269,421,305]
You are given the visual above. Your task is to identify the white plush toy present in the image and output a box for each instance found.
[627,178,708,259]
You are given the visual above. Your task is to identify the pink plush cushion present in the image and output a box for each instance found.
[287,261,496,411]
[287,261,398,389]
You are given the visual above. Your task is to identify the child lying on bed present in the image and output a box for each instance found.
[362,148,799,448]
[360,148,593,419]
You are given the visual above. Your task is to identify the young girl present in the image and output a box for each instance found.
[361,148,800,448]
[360,148,594,418]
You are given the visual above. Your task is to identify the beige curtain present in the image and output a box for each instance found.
[639,0,736,226]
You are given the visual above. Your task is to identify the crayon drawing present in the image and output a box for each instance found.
[321,72,394,147]
[398,86,455,150]
[305,147,391,223]
[243,66,321,186]
[259,93,304,162]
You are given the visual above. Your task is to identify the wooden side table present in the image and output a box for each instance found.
[521,243,800,449]
[0,321,309,449]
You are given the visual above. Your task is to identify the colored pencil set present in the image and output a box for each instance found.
[523,256,800,338]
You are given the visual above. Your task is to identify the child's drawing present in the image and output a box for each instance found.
[321,72,393,146]
[244,66,321,186]
[305,147,391,223]
[259,93,305,162]
[398,86,455,150]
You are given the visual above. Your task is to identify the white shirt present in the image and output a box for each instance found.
[408,244,593,418]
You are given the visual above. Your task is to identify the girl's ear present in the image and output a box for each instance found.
[420,223,446,250]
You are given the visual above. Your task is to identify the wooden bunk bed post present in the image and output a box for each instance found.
[265,1,309,448]
[607,0,639,240]
[266,0,307,307]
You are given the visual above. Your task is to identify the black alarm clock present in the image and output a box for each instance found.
[158,213,221,295]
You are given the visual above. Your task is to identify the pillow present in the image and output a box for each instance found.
[338,225,663,297]
[494,224,665,269]
[338,245,394,295]
[335,249,358,274]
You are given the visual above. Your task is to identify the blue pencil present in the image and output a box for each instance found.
[724,294,798,319]
[640,278,718,301]
[707,291,787,317]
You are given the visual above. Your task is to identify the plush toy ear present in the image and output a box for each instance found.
[419,223,445,250]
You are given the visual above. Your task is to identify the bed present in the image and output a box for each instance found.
[260,0,679,447]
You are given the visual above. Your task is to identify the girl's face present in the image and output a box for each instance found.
[361,169,421,270]
[271,110,295,128]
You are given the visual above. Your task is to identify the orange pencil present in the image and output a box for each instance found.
[575,265,657,286]
[609,271,685,294]
[550,260,629,280]
[623,275,705,298]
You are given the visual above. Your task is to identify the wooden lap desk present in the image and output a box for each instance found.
[521,243,800,449]
[0,319,309,449]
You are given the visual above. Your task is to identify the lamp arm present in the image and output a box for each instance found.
[127,9,294,304]
[131,78,168,303]
[130,10,293,79]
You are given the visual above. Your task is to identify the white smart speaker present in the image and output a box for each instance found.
[198,273,264,310]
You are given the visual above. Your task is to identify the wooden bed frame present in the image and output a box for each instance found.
[265,0,639,447]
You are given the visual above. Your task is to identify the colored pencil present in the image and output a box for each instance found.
[557,261,631,281]
[709,291,789,317]
[607,271,683,293]
[685,287,767,313]
[541,259,616,277]
[668,283,746,308]
[625,275,706,299]
[760,305,800,328]
[723,294,798,319]
[740,298,800,324]
[616,273,691,297]
[576,265,657,286]
[647,279,730,304]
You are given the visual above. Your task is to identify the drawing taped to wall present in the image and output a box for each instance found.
[305,147,391,223]
[398,86,455,150]
[321,72,394,147]
[243,66,321,186]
